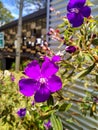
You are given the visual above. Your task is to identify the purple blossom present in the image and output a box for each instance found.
[52,55,61,62]
[44,120,51,130]
[44,55,61,63]
[17,108,26,118]
[10,73,15,82]
[65,46,76,53]
[67,0,91,27]
[93,97,98,103]
[19,59,62,103]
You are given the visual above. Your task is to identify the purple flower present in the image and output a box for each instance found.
[93,97,98,103]
[10,73,15,82]
[17,108,26,118]
[52,55,61,62]
[44,120,51,130]
[65,46,76,53]
[19,59,62,103]
[44,55,61,63]
[67,0,91,27]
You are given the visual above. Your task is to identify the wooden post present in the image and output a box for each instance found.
[15,0,24,72]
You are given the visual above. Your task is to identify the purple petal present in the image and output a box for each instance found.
[24,60,41,79]
[41,60,59,78]
[93,97,98,103]
[19,78,38,97]
[44,120,51,129]
[65,46,76,53]
[81,6,91,17]
[48,75,62,92]
[67,0,86,11]
[67,12,84,27]
[44,56,50,61]
[52,55,61,62]
[44,55,61,63]
[34,84,51,102]
[10,74,15,82]
[17,108,26,118]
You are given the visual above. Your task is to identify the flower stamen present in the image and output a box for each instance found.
[70,8,79,13]
[39,78,46,84]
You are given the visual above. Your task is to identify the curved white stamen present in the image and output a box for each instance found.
[70,8,79,13]
[39,78,46,84]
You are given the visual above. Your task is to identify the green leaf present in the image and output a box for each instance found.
[59,103,67,111]
[41,105,49,111]
[58,22,65,28]
[59,103,72,112]
[84,54,94,62]
[96,74,98,84]
[91,103,96,112]
[92,39,98,45]
[10,114,15,122]
[74,63,95,79]
[86,0,94,6]
[77,51,85,62]
[65,103,72,111]
[50,113,63,130]
[90,103,96,117]
[47,95,54,106]
[40,113,51,120]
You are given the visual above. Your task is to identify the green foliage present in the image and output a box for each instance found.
[1,0,98,129]
[0,73,45,129]
[59,103,72,112]
[50,113,63,130]
[73,63,95,79]
[0,1,14,25]
[47,95,54,106]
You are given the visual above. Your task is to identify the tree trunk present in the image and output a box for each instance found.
[15,0,24,72]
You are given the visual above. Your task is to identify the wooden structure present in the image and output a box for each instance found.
[0,8,46,70]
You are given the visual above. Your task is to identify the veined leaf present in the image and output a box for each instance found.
[50,113,63,130]
[65,103,72,111]
[74,63,95,79]
[59,103,68,112]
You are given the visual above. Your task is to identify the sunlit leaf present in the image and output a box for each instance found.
[59,103,72,112]
[59,103,68,111]
[51,113,63,130]
[58,22,66,28]
[74,63,95,79]
[86,0,94,6]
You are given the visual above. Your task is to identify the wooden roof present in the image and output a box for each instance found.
[0,8,46,31]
